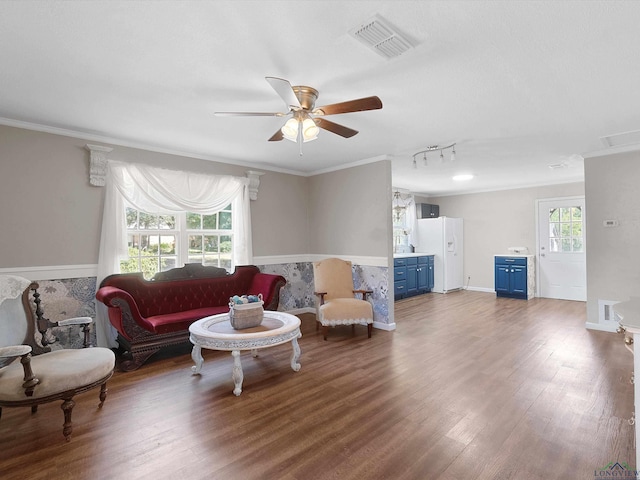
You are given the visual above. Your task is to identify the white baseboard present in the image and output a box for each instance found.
[465,286,495,293]
[0,264,98,280]
[373,321,396,331]
[585,321,619,333]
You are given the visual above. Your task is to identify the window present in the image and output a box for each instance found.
[548,206,583,253]
[120,205,233,279]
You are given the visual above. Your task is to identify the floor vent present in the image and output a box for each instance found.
[599,299,620,323]
[349,15,413,60]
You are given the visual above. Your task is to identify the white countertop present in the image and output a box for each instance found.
[394,253,436,258]
[494,254,535,258]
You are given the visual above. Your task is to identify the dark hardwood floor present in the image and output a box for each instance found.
[0,291,634,479]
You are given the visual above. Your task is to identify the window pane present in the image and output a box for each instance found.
[140,258,159,279]
[141,235,159,255]
[561,238,571,252]
[126,208,138,229]
[549,208,559,222]
[188,256,201,264]
[203,214,217,229]
[161,257,177,271]
[204,235,218,253]
[220,258,232,270]
[549,238,559,252]
[560,208,571,222]
[572,223,582,238]
[127,233,140,251]
[561,223,571,237]
[159,215,175,229]
[219,211,232,230]
[573,238,583,252]
[189,235,202,254]
[220,235,232,253]
[572,207,582,220]
[139,212,158,229]
[160,235,176,254]
[203,255,218,266]
[186,212,201,229]
[549,223,560,238]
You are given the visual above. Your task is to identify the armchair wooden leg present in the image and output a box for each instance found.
[61,397,75,442]
[322,325,329,341]
[367,323,373,338]
[98,382,108,408]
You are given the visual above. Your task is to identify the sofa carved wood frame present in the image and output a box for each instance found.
[99,264,286,372]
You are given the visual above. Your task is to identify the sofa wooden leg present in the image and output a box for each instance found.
[367,323,373,338]
[322,325,329,341]
[118,349,158,372]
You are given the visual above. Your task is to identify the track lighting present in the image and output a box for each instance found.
[412,143,456,166]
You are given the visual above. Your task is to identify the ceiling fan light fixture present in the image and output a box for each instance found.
[302,118,319,142]
[281,118,299,142]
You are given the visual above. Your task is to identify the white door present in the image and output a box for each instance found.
[536,197,586,301]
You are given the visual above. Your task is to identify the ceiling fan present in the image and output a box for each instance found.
[214,77,383,147]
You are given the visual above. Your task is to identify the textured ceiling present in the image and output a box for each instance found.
[1,1,640,196]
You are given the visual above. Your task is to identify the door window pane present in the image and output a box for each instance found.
[548,206,584,253]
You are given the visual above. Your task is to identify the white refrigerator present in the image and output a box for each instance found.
[416,217,464,293]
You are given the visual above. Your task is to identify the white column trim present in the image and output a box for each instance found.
[85,144,113,186]
[246,170,265,201]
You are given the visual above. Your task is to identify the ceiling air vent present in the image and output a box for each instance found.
[349,15,413,60]
[600,129,640,148]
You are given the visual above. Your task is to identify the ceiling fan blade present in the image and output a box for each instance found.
[265,77,301,110]
[314,118,358,138]
[268,129,284,142]
[214,111,285,117]
[313,96,383,116]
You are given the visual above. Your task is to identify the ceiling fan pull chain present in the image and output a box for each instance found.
[298,125,304,156]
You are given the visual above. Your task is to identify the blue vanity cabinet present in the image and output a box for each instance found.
[494,256,529,299]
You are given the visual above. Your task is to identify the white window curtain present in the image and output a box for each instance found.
[405,195,418,248]
[95,161,252,347]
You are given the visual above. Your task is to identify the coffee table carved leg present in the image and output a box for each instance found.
[251,348,258,357]
[290,335,301,372]
[232,350,244,396]
[191,345,204,374]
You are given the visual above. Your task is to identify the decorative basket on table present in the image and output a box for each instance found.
[228,294,264,330]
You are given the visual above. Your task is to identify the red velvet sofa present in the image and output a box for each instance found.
[95,264,286,371]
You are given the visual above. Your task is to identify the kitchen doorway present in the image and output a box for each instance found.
[536,196,586,301]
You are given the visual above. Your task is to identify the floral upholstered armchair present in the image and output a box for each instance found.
[0,275,115,441]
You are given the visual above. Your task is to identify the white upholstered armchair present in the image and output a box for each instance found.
[0,275,115,441]
[312,258,374,340]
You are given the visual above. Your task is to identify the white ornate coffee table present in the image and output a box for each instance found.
[189,311,301,396]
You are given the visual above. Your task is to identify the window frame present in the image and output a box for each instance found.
[121,205,234,278]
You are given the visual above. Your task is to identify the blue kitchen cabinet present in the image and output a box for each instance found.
[395,255,435,299]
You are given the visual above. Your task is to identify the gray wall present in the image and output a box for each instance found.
[585,150,640,325]
[425,182,585,291]
[308,160,392,257]
[0,124,391,268]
